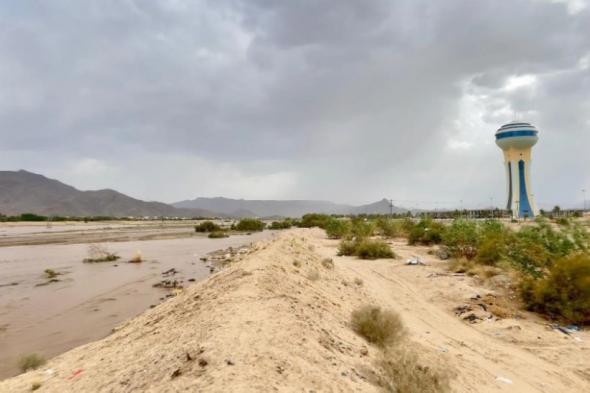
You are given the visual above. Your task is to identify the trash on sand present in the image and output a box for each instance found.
[574,337,583,342]
[495,376,513,384]
[405,257,425,266]
[67,369,83,380]
[552,324,580,335]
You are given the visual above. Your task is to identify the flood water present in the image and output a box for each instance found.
[0,232,272,378]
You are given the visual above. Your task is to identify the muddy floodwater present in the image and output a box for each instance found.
[0,226,272,378]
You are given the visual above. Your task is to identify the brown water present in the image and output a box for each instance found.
[0,232,272,378]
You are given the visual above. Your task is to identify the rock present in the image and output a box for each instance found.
[170,369,182,378]
[198,359,208,367]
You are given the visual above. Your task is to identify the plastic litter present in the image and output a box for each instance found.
[405,257,425,265]
[496,376,513,384]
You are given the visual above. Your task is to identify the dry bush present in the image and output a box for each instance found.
[18,353,45,373]
[351,305,405,348]
[84,244,119,263]
[321,258,334,269]
[379,347,450,393]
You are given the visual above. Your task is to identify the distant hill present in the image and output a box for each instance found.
[0,170,215,218]
[173,197,406,218]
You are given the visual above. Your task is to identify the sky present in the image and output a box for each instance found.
[1,0,589,209]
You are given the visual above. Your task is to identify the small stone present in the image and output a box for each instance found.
[198,358,208,367]
[171,369,182,378]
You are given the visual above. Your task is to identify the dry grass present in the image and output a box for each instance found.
[84,244,120,263]
[321,258,334,269]
[379,347,451,393]
[31,382,41,391]
[18,354,45,373]
[351,305,405,348]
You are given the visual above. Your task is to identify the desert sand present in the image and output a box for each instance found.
[0,228,588,392]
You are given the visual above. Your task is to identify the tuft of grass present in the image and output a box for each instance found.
[351,305,405,348]
[321,258,334,270]
[208,231,228,239]
[379,347,451,393]
[18,353,45,373]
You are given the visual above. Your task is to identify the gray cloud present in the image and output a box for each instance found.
[0,0,589,208]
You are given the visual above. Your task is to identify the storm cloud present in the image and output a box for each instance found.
[1,0,588,208]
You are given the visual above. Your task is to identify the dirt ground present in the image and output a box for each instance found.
[1,228,588,392]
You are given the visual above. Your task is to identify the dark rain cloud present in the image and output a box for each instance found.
[0,0,588,207]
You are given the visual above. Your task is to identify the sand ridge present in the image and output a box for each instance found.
[1,228,588,392]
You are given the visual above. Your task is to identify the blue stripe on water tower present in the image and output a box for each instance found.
[507,162,512,210]
[518,160,533,217]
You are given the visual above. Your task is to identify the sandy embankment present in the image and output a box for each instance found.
[1,228,589,392]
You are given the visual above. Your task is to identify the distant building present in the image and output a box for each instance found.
[495,121,539,219]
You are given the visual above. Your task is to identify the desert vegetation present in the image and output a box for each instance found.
[233,218,265,232]
[194,221,221,233]
[324,214,590,324]
[269,219,293,230]
[83,244,120,263]
[17,354,45,373]
[351,305,450,393]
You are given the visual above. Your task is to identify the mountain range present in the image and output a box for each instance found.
[0,170,406,218]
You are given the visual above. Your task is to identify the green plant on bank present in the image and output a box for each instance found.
[194,221,221,233]
[338,238,395,260]
[520,253,590,324]
[407,218,445,246]
[298,213,332,229]
[234,218,265,232]
[83,244,120,263]
[44,269,58,279]
[18,353,46,373]
[324,218,352,239]
[208,231,228,238]
[269,219,293,230]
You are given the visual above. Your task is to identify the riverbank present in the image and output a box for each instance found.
[0,231,272,378]
[1,228,588,392]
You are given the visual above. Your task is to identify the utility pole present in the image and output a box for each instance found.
[582,189,587,212]
[389,199,394,217]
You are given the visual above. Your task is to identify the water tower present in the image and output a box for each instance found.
[495,121,539,218]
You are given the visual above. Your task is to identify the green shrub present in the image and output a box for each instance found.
[235,218,265,232]
[520,253,590,324]
[299,214,331,229]
[338,239,395,259]
[195,221,221,233]
[269,220,292,230]
[338,240,358,256]
[355,239,395,259]
[351,305,405,348]
[351,219,375,239]
[376,218,402,238]
[325,219,351,239]
[408,218,445,246]
[18,353,45,373]
[208,231,228,238]
[441,219,478,258]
